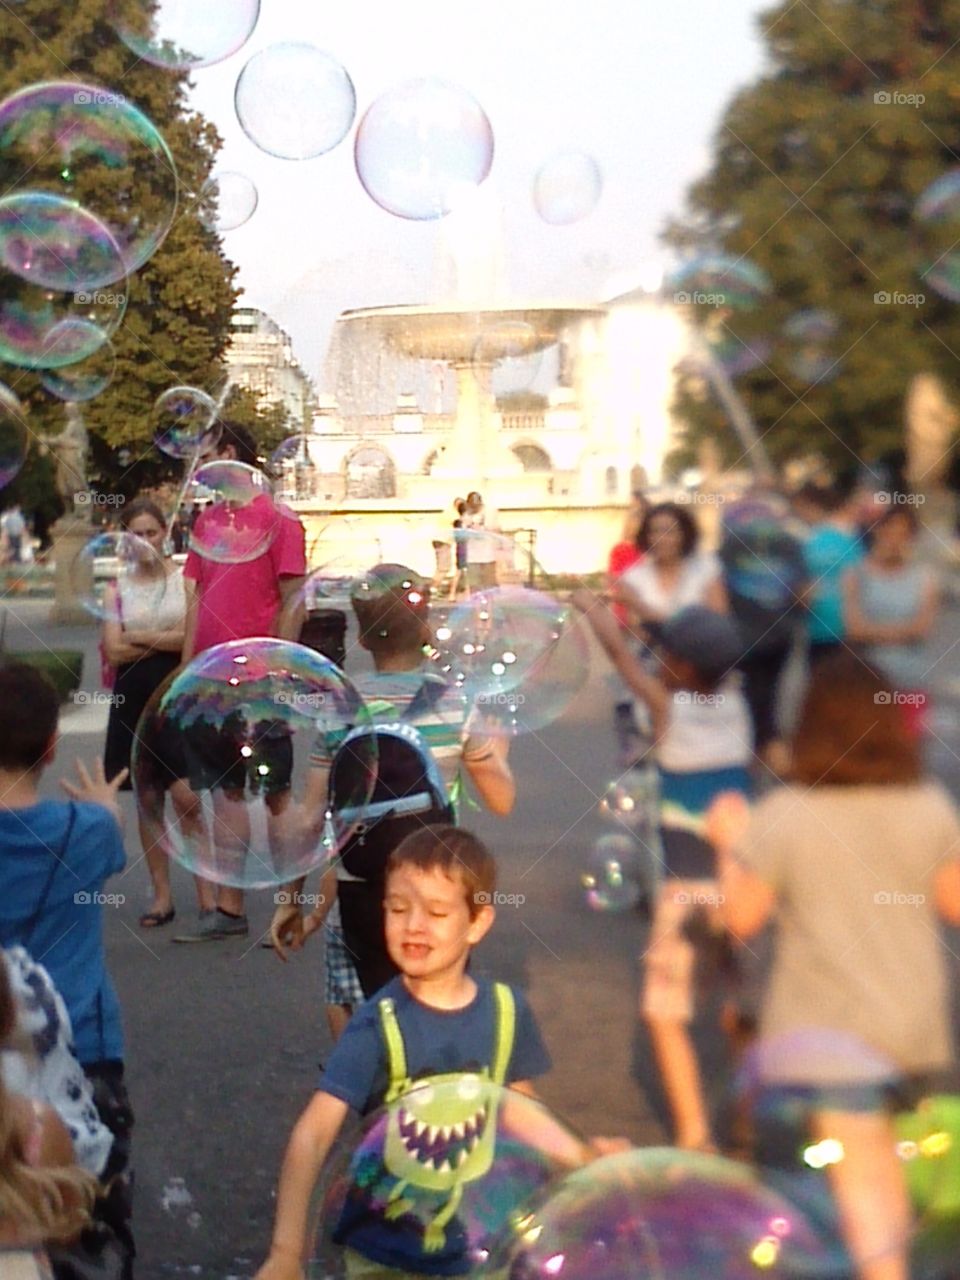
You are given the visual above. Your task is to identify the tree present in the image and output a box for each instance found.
[0,0,274,511]
[664,0,960,479]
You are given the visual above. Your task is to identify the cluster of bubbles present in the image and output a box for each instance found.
[582,769,660,913]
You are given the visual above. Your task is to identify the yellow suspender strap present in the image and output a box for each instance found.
[379,998,408,1103]
[491,982,516,1085]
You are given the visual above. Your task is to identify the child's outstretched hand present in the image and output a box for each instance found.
[706,790,751,858]
[61,759,127,822]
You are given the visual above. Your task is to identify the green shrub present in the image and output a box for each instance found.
[2,651,84,703]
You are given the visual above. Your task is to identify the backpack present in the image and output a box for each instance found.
[328,679,456,882]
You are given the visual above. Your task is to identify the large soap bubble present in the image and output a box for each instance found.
[188,461,282,564]
[355,78,494,220]
[235,43,356,160]
[533,151,602,226]
[428,586,590,737]
[485,1147,832,1278]
[0,384,28,491]
[667,255,771,313]
[199,171,258,233]
[0,80,178,277]
[152,386,220,459]
[107,0,260,71]
[133,640,375,889]
[0,191,128,293]
[70,530,169,622]
[39,323,115,402]
[314,1082,586,1278]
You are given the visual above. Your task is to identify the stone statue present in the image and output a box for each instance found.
[40,404,89,510]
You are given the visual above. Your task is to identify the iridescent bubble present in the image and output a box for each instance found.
[667,255,771,312]
[0,271,124,371]
[915,170,960,302]
[152,387,220,459]
[533,151,603,226]
[0,191,127,293]
[189,461,281,564]
[199,170,258,232]
[598,768,660,832]
[0,80,178,277]
[70,530,168,621]
[0,384,28,491]
[39,324,115,401]
[235,44,356,160]
[269,433,312,473]
[485,1148,832,1279]
[132,639,376,890]
[581,833,644,912]
[708,329,773,378]
[355,78,494,220]
[313,1082,583,1278]
[107,0,260,71]
[427,585,590,737]
[782,309,840,383]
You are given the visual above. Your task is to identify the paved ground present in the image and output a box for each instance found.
[4,593,960,1279]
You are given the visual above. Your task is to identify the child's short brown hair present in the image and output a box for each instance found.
[386,826,496,918]
[351,564,430,656]
[0,662,59,771]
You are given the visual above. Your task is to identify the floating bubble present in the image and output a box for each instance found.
[188,461,281,564]
[107,0,260,71]
[485,1148,832,1279]
[355,78,494,220]
[915,170,960,302]
[269,434,312,473]
[235,44,356,160]
[70,530,168,622]
[782,309,840,383]
[200,171,258,233]
[708,329,773,378]
[0,191,127,293]
[581,833,644,912]
[598,768,660,832]
[39,323,115,402]
[428,585,590,737]
[667,255,771,312]
[153,387,220,459]
[0,81,178,277]
[314,1082,584,1278]
[0,384,28,491]
[533,151,602,226]
[132,639,376,889]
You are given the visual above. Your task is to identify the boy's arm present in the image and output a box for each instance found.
[571,589,669,735]
[463,736,515,816]
[256,1091,349,1280]
[504,1083,630,1165]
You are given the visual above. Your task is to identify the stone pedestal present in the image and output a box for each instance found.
[48,512,95,626]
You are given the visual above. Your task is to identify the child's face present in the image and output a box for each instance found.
[384,863,493,984]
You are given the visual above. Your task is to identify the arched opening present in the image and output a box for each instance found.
[630,464,648,494]
[512,443,552,472]
[605,465,618,496]
[345,446,397,499]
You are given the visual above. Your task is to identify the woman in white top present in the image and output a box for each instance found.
[616,502,728,646]
[101,499,186,928]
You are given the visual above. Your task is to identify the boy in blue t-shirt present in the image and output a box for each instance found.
[0,661,133,1272]
[256,826,623,1280]
[791,483,862,663]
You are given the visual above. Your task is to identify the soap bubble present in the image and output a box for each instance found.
[269,434,312,473]
[235,44,356,160]
[132,639,376,890]
[667,255,771,313]
[188,461,281,564]
[708,329,773,378]
[0,384,28,491]
[484,1147,832,1279]
[70,530,168,621]
[0,81,178,277]
[581,833,645,912]
[533,151,602,225]
[40,324,115,401]
[313,1082,583,1278]
[200,171,258,232]
[0,191,128,293]
[782,309,840,383]
[107,0,261,71]
[428,586,590,737]
[152,387,220,459]
[355,78,494,220]
[915,170,960,302]
[598,768,660,833]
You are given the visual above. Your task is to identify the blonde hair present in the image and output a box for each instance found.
[0,961,98,1244]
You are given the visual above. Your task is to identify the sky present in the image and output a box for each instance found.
[186,0,773,386]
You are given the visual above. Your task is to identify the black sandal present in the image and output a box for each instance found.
[139,908,176,929]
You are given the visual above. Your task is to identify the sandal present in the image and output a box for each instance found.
[139,908,176,929]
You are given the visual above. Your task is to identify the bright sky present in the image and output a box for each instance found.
[188,0,772,385]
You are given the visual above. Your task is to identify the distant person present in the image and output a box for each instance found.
[450,497,469,599]
[174,422,307,943]
[461,491,500,590]
[843,505,938,736]
[791,483,862,666]
[606,493,649,764]
[715,652,960,1280]
[1,505,25,563]
[100,499,186,928]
